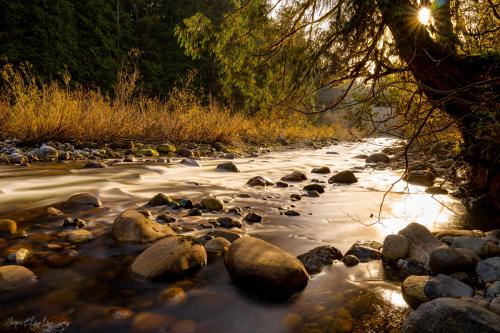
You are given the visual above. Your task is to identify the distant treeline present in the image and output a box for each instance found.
[0,0,235,96]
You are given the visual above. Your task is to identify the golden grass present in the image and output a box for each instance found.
[0,64,350,145]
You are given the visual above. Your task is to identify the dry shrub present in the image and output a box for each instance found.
[0,64,351,145]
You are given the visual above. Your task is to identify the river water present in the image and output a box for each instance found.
[0,138,472,333]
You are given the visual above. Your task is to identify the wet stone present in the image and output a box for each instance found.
[303,183,325,193]
[281,171,308,182]
[329,170,358,184]
[188,208,202,216]
[112,209,175,243]
[6,248,30,264]
[66,229,93,243]
[297,245,343,274]
[216,161,240,172]
[311,166,331,174]
[276,181,289,188]
[0,219,17,234]
[342,255,360,267]
[246,176,275,187]
[63,193,102,210]
[244,212,263,223]
[285,210,300,216]
[217,217,242,229]
[46,249,78,268]
[366,153,390,163]
[345,240,382,262]
[0,265,37,290]
[424,274,474,299]
[84,161,107,168]
[201,195,224,211]
[157,213,176,223]
[204,237,231,255]
[148,193,173,206]
[63,217,87,228]
[402,275,431,309]
[208,229,245,243]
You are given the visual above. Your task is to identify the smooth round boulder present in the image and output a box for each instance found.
[398,223,443,268]
[112,210,175,243]
[208,229,245,243]
[225,237,309,297]
[476,257,500,283]
[303,184,325,194]
[403,170,435,187]
[130,236,207,280]
[216,162,240,172]
[342,255,360,267]
[401,298,500,333]
[424,274,474,299]
[402,275,431,309]
[382,234,409,261]
[148,193,173,206]
[0,219,17,234]
[0,265,37,290]
[328,170,358,184]
[201,196,224,211]
[297,245,343,274]
[429,246,477,274]
[311,166,331,174]
[63,193,102,210]
[244,212,263,223]
[180,158,200,167]
[281,171,307,182]
[366,153,390,163]
[246,176,274,187]
[66,229,93,243]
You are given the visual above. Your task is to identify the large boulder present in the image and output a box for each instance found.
[382,234,409,261]
[402,275,431,309]
[429,246,479,274]
[451,237,495,257]
[130,236,207,279]
[424,274,474,299]
[281,171,307,182]
[476,257,500,283]
[366,153,390,163]
[328,170,358,184]
[0,265,37,290]
[401,298,500,333]
[246,176,275,187]
[225,237,309,297]
[399,223,443,268]
[63,193,102,210]
[345,240,382,262]
[112,210,175,243]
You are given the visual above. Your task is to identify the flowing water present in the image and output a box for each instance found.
[0,138,476,333]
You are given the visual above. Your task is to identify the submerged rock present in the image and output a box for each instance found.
[0,219,17,234]
[281,171,307,182]
[424,274,474,299]
[328,170,358,184]
[225,237,309,297]
[216,162,240,172]
[401,298,500,333]
[63,193,102,210]
[201,196,224,211]
[0,265,37,290]
[366,153,390,163]
[297,245,343,274]
[130,236,207,280]
[112,209,175,243]
[66,229,93,243]
[246,176,274,187]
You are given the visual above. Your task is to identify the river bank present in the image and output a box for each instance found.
[0,138,498,333]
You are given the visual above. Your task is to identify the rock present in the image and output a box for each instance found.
[397,258,431,278]
[178,148,193,157]
[0,265,37,290]
[476,257,500,283]
[290,194,301,201]
[130,236,207,279]
[39,144,58,158]
[491,297,500,315]
[244,212,262,223]
[303,184,325,193]
[84,161,107,168]
[157,213,176,223]
[112,210,175,243]
[297,245,343,274]
[401,298,500,333]
[216,162,239,172]
[486,281,500,298]
[281,171,307,182]
[285,210,300,216]
[217,217,242,229]
[424,274,474,299]
[137,148,159,157]
[204,237,231,255]
[63,193,102,210]
[429,246,477,274]
[246,176,274,187]
[343,256,362,268]
[403,170,435,187]
[326,151,339,155]
[123,155,136,162]
[275,181,289,188]
[366,153,390,163]
[0,219,17,234]
[451,237,492,257]
[225,237,309,296]
[148,193,173,206]
[6,248,30,264]
[66,229,93,243]
[398,223,443,268]
[46,249,78,268]
[425,186,448,195]
[157,144,176,154]
[188,208,202,216]
[180,158,200,167]
[63,217,86,228]
[307,190,321,197]
[311,166,331,174]
[382,234,409,261]
[402,275,431,309]
[179,199,194,209]
[201,196,224,211]
[329,170,358,184]
[208,229,245,243]
[353,154,368,159]
[435,229,484,239]
[47,207,64,216]
[345,240,382,262]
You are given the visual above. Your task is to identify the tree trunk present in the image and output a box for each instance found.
[379,0,500,209]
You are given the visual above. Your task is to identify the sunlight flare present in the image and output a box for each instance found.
[418,7,432,25]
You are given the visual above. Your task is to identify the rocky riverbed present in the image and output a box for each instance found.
[0,137,498,333]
